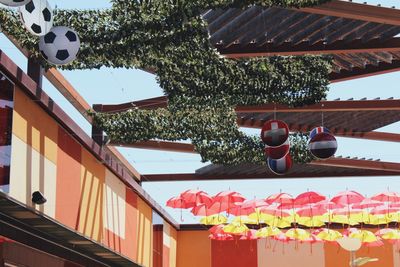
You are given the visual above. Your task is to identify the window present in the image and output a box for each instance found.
[0,72,13,193]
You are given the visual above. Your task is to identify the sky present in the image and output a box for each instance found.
[1,0,400,223]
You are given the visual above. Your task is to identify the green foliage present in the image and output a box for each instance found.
[0,0,332,165]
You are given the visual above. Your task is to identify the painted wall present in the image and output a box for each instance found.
[8,86,176,267]
[177,230,400,267]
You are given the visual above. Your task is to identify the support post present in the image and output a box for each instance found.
[91,104,104,146]
[27,57,44,88]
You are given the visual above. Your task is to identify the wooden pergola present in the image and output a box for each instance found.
[9,0,400,182]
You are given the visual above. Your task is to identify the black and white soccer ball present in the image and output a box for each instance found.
[0,0,30,7]
[39,26,81,65]
[19,0,53,36]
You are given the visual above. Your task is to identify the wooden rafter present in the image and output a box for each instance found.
[218,38,400,58]
[300,0,400,26]
[140,157,400,182]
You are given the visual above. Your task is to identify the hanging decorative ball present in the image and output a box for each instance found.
[19,0,53,36]
[267,154,293,175]
[39,26,80,65]
[261,119,289,147]
[309,126,331,140]
[0,0,30,7]
[265,139,290,160]
[309,132,337,159]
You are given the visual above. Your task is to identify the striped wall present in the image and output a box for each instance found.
[8,86,177,266]
[177,230,400,267]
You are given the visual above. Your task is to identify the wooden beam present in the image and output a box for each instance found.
[330,60,400,83]
[110,140,196,154]
[94,96,168,113]
[218,38,400,58]
[235,99,400,113]
[310,157,400,173]
[301,0,400,26]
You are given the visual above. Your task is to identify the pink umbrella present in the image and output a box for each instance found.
[191,203,221,216]
[240,229,259,240]
[370,206,400,215]
[180,189,213,207]
[166,196,194,209]
[227,204,255,216]
[213,191,246,213]
[333,208,363,215]
[259,206,291,217]
[209,224,226,235]
[313,200,344,210]
[371,191,400,203]
[390,203,400,208]
[241,199,269,209]
[265,193,294,205]
[352,198,383,209]
[296,206,327,217]
[331,190,365,205]
[294,191,326,205]
[209,233,234,241]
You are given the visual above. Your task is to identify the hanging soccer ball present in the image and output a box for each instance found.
[0,0,30,7]
[308,132,337,159]
[39,26,80,65]
[267,154,293,175]
[309,126,331,140]
[260,119,289,147]
[19,0,53,36]
[265,139,290,160]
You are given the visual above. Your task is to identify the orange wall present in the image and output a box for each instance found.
[177,231,211,267]
[9,86,176,266]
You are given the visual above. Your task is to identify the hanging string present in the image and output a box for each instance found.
[321,103,325,127]
[274,103,277,120]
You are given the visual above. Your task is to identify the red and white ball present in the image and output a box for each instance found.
[265,139,290,160]
[261,119,289,147]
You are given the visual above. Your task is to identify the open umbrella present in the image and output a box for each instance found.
[371,191,400,203]
[223,223,249,235]
[348,230,378,244]
[331,191,364,205]
[316,228,342,241]
[376,229,400,241]
[352,198,383,209]
[191,203,221,216]
[232,216,260,225]
[294,191,326,205]
[240,229,259,240]
[180,189,213,207]
[265,193,294,205]
[256,227,282,238]
[166,196,194,209]
[209,224,226,235]
[213,190,246,214]
[200,215,227,225]
[285,228,311,241]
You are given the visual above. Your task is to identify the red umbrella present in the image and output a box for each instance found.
[331,191,364,205]
[352,198,383,209]
[209,224,226,235]
[240,229,259,240]
[213,191,246,213]
[313,200,344,210]
[371,191,400,203]
[180,189,213,207]
[389,203,400,208]
[370,206,400,215]
[294,191,326,205]
[266,193,294,205]
[166,196,194,209]
[209,233,234,241]
[227,203,255,216]
[259,206,291,217]
[191,203,221,216]
[296,207,327,217]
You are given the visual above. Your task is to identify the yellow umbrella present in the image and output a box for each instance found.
[285,228,311,241]
[366,214,391,225]
[223,223,249,234]
[297,216,325,227]
[232,216,260,225]
[381,229,400,240]
[330,215,360,225]
[256,226,282,238]
[200,215,227,225]
[267,217,292,228]
[349,230,378,243]
[316,229,342,241]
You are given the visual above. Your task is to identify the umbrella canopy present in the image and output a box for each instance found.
[200,215,227,225]
[180,189,213,207]
[209,224,226,235]
[352,198,383,209]
[213,191,246,204]
[265,193,293,205]
[316,229,343,241]
[240,229,259,240]
[256,227,282,238]
[191,203,220,216]
[296,217,326,227]
[296,206,327,217]
[371,191,400,202]
[274,233,293,243]
[166,196,195,209]
[376,229,400,240]
[349,230,378,243]
[294,191,326,205]
[313,200,344,210]
[209,233,234,241]
[232,216,260,225]
[223,223,249,235]
[370,206,400,215]
[331,190,365,205]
